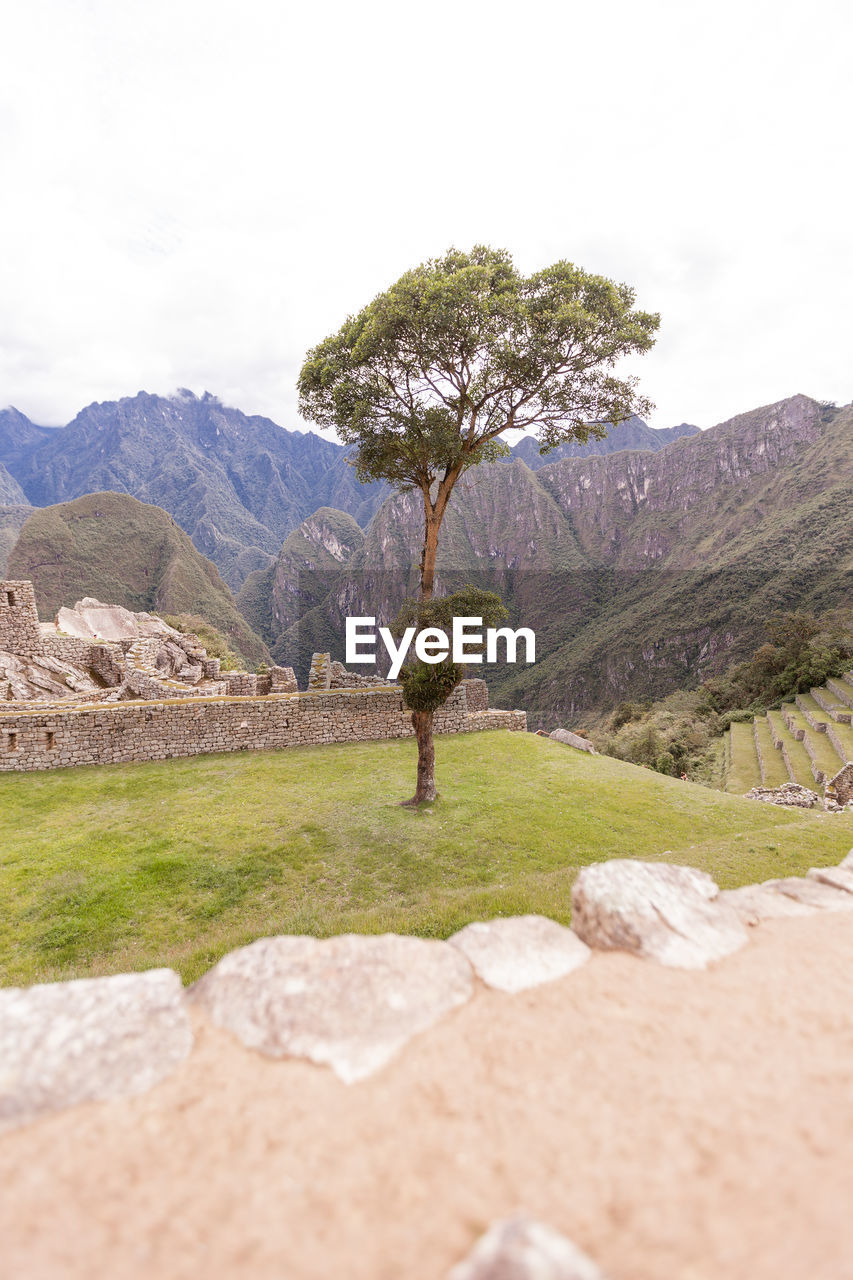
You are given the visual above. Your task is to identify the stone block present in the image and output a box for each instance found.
[189,932,474,1083]
[571,860,749,969]
[0,968,192,1133]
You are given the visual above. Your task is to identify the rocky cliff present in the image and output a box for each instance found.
[0,392,388,589]
[0,393,702,591]
[248,395,852,716]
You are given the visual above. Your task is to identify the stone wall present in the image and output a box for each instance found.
[37,633,99,667]
[329,659,393,689]
[0,581,41,656]
[831,762,853,806]
[461,678,489,711]
[0,683,526,772]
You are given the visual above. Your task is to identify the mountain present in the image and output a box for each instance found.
[0,392,704,594]
[0,505,32,576]
[238,507,365,653]
[7,492,269,668]
[0,391,389,590]
[245,395,853,716]
[508,417,699,468]
[0,408,55,473]
[0,462,27,506]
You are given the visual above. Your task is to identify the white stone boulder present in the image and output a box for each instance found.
[449,915,590,993]
[55,598,178,642]
[448,1217,610,1280]
[549,728,596,754]
[0,969,192,1133]
[188,933,474,1083]
[570,860,749,969]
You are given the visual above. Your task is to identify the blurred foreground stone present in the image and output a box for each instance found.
[448,1216,609,1280]
[571,859,749,969]
[189,932,473,1083]
[449,915,590,993]
[0,968,192,1133]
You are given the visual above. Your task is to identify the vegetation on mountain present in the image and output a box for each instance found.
[0,505,32,576]
[0,393,698,592]
[252,396,852,724]
[0,391,387,589]
[1,730,850,986]
[297,244,658,801]
[237,506,364,653]
[594,609,853,779]
[7,492,268,668]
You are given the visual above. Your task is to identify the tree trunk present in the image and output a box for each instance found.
[420,513,440,601]
[403,709,437,805]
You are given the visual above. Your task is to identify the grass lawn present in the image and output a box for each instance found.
[1,731,851,987]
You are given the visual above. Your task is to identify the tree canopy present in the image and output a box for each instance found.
[298,245,659,480]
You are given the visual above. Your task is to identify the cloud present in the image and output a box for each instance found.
[1,0,850,431]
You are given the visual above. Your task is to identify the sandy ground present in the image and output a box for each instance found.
[3,913,853,1280]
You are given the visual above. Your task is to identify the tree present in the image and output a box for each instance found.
[298,245,659,802]
[392,586,508,804]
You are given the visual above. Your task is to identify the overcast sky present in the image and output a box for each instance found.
[1,0,850,438]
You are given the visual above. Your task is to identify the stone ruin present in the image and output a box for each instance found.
[4,848,853,1276]
[0,582,298,706]
[0,585,398,709]
[0,581,526,772]
[825,761,853,811]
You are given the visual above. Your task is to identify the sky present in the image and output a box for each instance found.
[1,0,851,438]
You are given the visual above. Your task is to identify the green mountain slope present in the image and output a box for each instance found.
[0,395,704,592]
[0,505,32,576]
[238,507,365,650]
[0,391,388,589]
[7,492,268,668]
[245,395,852,719]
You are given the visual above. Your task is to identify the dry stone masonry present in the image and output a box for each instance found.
[4,848,852,1131]
[3,852,853,1280]
[0,581,40,655]
[570,860,750,969]
[448,915,591,994]
[0,969,192,1134]
[0,581,525,771]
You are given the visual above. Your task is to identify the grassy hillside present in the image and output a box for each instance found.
[0,504,32,576]
[238,506,365,650]
[0,732,849,987]
[590,609,853,784]
[239,396,853,722]
[7,491,268,668]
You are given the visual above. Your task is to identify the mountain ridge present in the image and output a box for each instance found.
[244,394,852,709]
[0,391,705,589]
